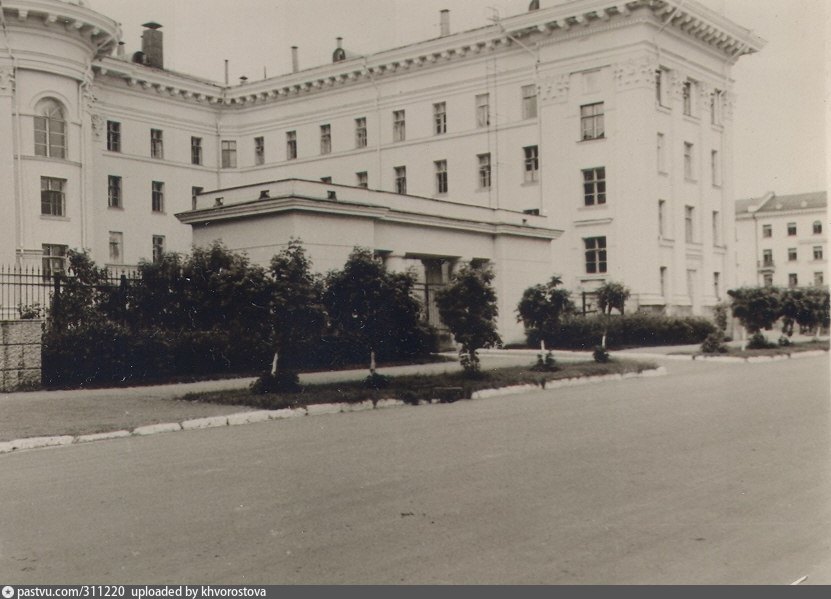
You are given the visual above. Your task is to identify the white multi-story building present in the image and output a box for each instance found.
[735,191,828,289]
[0,0,764,340]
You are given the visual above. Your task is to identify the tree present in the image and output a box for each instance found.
[269,239,325,370]
[435,261,501,376]
[781,287,830,338]
[727,286,782,334]
[596,281,630,315]
[324,247,430,365]
[516,276,576,345]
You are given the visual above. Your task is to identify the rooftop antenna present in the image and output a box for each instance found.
[224,59,229,86]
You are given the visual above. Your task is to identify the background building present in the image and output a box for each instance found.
[0,0,765,339]
[735,191,828,289]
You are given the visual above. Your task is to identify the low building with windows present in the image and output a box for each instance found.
[735,191,828,289]
[0,0,765,340]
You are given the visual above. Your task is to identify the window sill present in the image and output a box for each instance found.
[656,104,671,115]
[710,123,724,132]
[682,113,699,124]
[580,202,608,210]
[521,180,539,187]
[151,211,166,216]
[40,215,70,222]
[578,136,606,143]
[108,206,124,211]
[712,183,722,189]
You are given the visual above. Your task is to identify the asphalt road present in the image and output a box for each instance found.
[1,356,828,584]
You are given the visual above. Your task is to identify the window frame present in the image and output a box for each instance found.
[106,120,121,152]
[582,167,606,206]
[221,140,237,169]
[685,205,695,243]
[762,224,772,238]
[433,102,447,135]
[108,175,122,209]
[813,221,823,235]
[190,136,203,166]
[477,153,491,190]
[150,128,164,159]
[286,131,297,160]
[151,180,165,213]
[394,166,407,195]
[356,171,368,188]
[787,222,797,236]
[40,176,66,217]
[523,145,539,184]
[522,84,538,120]
[584,236,607,274]
[152,235,166,264]
[434,159,448,195]
[254,136,265,166]
[108,231,124,264]
[355,117,367,148]
[34,99,67,159]
[320,124,331,155]
[683,142,695,180]
[813,246,824,261]
[475,94,490,128]
[580,102,605,141]
[393,110,406,142]
[42,244,68,278]
[788,247,798,262]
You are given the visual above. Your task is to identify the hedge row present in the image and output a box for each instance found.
[528,313,716,350]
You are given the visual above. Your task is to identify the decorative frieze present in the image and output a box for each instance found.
[540,73,569,103]
[613,58,656,91]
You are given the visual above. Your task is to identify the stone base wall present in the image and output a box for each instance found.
[1,320,42,392]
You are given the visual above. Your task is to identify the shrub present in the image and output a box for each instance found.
[539,313,715,350]
[250,371,301,394]
[517,276,576,343]
[531,351,558,372]
[593,346,610,363]
[701,331,728,354]
[747,331,775,350]
[727,287,781,334]
[596,281,631,315]
[777,335,792,347]
[364,372,391,390]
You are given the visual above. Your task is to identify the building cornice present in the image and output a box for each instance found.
[0,0,121,57]
[89,0,764,109]
[176,195,562,241]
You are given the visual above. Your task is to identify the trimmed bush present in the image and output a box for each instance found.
[701,331,728,354]
[535,312,715,350]
[747,331,775,350]
[593,346,610,363]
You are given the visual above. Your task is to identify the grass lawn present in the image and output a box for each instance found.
[183,359,658,410]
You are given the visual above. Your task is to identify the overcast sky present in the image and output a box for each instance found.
[94,0,827,201]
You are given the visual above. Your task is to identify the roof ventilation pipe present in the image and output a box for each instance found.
[440,9,450,37]
[291,46,299,73]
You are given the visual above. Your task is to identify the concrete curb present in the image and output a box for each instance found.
[0,366,691,455]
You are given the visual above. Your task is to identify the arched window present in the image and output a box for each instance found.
[34,99,66,159]
[813,221,823,235]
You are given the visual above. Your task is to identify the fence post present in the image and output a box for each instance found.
[51,273,61,321]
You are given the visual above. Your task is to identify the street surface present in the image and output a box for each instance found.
[1,356,828,584]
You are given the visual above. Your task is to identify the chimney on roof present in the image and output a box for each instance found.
[336,37,343,49]
[333,37,346,63]
[291,46,299,73]
[440,9,450,37]
[117,41,126,59]
[141,22,163,69]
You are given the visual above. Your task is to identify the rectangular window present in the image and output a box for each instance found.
[152,235,165,264]
[580,102,605,140]
[476,94,490,128]
[433,102,447,135]
[762,249,773,267]
[788,248,798,262]
[523,146,539,183]
[356,171,368,188]
[393,110,406,142]
[657,133,666,173]
[40,177,66,216]
[815,272,825,286]
[108,175,122,209]
[682,80,693,116]
[107,121,121,152]
[762,224,772,238]
[221,140,237,168]
[656,67,670,107]
[787,222,797,236]
[355,117,367,148]
[789,273,798,288]
[150,128,163,159]
[435,160,448,194]
[34,114,66,159]
[658,200,666,237]
[394,166,407,195]
[41,244,67,277]
[254,136,265,165]
[191,137,202,165]
[814,246,824,260]
[684,142,694,180]
[151,181,164,213]
[712,211,721,245]
[713,272,720,299]
[582,167,606,206]
[286,131,297,160]
[763,273,774,287]
[320,124,331,155]
[813,221,823,235]
[522,85,538,119]
[660,266,667,297]
[584,237,607,274]
[477,153,491,189]
[685,205,695,243]
[711,89,723,126]
[711,150,720,186]
[108,231,124,264]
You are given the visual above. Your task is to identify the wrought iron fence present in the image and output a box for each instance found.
[0,265,139,321]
